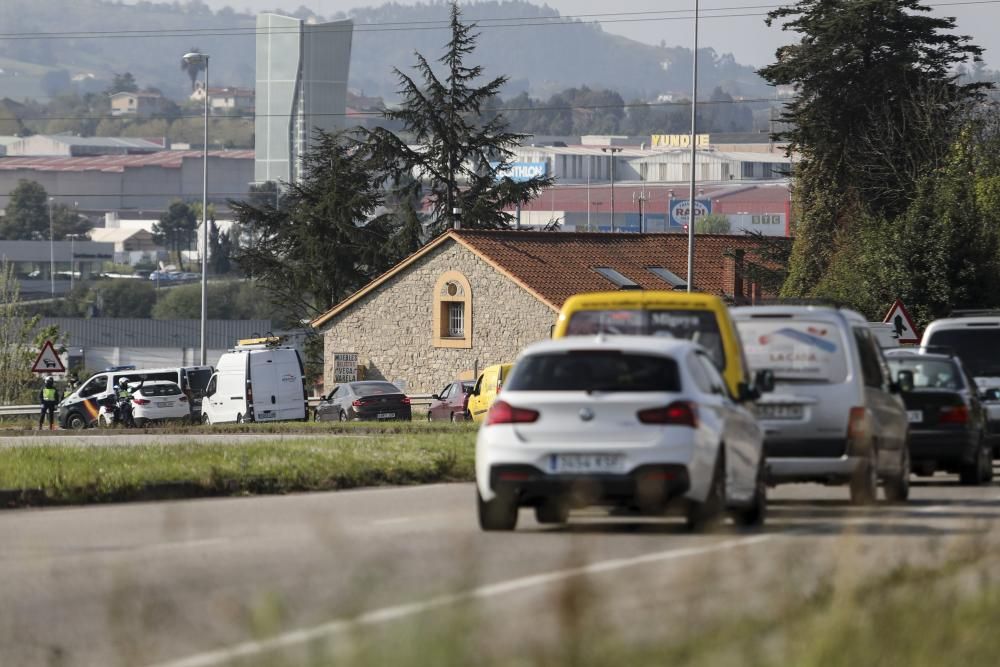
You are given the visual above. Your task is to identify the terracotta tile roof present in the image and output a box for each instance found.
[453,230,781,308]
[312,230,788,329]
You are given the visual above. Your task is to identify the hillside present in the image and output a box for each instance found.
[0,0,770,102]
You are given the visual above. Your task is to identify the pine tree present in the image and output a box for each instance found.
[368,2,551,233]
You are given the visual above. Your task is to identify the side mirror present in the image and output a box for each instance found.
[896,370,915,394]
[431,394,440,400]
[737,381,761,403]
[754,369,776,394]
[981,388,1000,402]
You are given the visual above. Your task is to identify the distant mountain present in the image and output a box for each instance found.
[0,0,770,102]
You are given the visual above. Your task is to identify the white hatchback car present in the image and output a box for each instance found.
[130,381,191,426]
[475,336,767,531]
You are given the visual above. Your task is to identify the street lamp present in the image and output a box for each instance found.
[183,50,210,365]
[48,197,55,296]
[687,1,700,293]
[600,147,623,232]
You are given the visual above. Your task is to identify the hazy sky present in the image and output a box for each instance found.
[202,1,1000,69]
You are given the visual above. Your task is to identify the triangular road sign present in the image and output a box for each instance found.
[882,299,921,344]
[31,340,66,374]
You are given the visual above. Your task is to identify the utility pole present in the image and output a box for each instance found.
[634,181,649,233]
[601,146,623,232]
[686,0,700,292]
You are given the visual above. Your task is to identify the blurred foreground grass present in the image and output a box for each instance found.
[0,432,475,505]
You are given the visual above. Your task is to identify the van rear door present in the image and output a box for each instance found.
[248,351,279,422]
[273,350,306,420]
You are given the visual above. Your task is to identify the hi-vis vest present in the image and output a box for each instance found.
[42,387,57,402]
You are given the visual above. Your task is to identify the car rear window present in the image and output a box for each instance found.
[353,382,403,397]
[736,319,848,383]
[564,309,725,369]
[505,351,681,392]
[185,368,214,396]
[139,384,182,397]
[887,358,964,390]
[924,329,1000,378]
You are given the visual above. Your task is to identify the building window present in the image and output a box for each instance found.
[448,302,465,337]
[433,271,473,349]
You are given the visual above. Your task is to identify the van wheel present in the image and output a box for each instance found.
[883,447,911,503]
[339,410,348,422]
[850,457,878,505]
[202,413,212,426]
[450,412,457,423]
[66,412,87,430]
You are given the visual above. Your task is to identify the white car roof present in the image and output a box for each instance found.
[130,380,180,387]
[518,335,705,360]
[730,304,867,325]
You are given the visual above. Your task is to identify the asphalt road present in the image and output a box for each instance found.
[2,476,999,667]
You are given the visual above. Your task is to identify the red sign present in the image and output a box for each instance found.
[31,340,66,374]
[882,299,920,345]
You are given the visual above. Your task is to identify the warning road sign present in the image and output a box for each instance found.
[882,299,921,345]
[31,340,66,374]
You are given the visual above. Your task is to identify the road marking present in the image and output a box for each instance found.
[148,533,777,667]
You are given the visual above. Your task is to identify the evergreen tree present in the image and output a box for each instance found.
[368,2,551,233]
[229,130,398,319]
[152,201,198,271]
[758,0,986,297]
[1,180,48,240]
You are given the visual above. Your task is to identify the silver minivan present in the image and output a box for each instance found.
[731,306,911,503]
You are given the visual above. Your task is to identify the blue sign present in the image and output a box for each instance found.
[490,161,548,182]
[669,198,712,228]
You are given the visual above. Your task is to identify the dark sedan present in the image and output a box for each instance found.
[427,380,474,422]
[886,349,993,485]
[315,381,412,422]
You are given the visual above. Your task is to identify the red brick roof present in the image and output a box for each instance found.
[454,230,779,308]
[312,230,788,328]
[0,150,254,173]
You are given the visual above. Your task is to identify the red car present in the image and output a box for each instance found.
[427,380,474,422]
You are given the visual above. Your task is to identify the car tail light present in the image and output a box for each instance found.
[637,401,698,427]
[352,399,363,407]
[402,396,411,405]
[939,405,969,424]
[486,400,539,426]
[132,398,150,405]
[847,407,869,440]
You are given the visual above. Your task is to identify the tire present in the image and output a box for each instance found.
[339,410,349,422]
[686,450,725,531]
[313,409,321,422]
[732,458,767,528]
[450,412,457,423]
[426,412,433,422]
[67,411,87,430]
[534,499,569,525]
[960,442,991,485]
[236,413,245,424]
[883,447,911,503]
[202,413,212,426]
[850,456,878,505]
[478,489,518,531]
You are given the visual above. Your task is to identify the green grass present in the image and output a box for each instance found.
[0,431,476,506]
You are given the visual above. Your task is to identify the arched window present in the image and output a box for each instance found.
[433,271,472,348]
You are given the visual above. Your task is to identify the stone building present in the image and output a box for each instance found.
[311,230,784,394]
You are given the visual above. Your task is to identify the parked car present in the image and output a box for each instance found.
[475,336,767,531]
[315,381,412,422]
[202,344,306,424]
[922,312,1000,456]
[732,305,911,504]
[467,364,513,423]
[884,348,993,484]
[552,290,758,399]
[427,380,474,422]
[128,381,191,426]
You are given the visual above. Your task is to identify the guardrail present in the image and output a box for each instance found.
[1,394,438,419]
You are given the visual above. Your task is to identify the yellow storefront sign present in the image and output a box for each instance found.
[651,134,710,148]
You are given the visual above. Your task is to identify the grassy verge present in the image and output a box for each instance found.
[0,432,476,507]
[0,419,478,435]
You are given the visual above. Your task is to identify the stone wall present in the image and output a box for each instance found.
[320,240,557,394]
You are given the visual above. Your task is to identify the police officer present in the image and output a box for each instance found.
[38,376,61,430]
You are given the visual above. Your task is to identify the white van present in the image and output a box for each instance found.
[58,365,214,429]
[201,345,307,424]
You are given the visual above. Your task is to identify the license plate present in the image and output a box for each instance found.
[257,410,275,421]
[156,402,174,408]
[549,454,625,474]
[907,410,923,424]
[758,404,804,420]
[377,412,396,419]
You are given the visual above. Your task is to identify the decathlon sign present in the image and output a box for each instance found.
[491,161,548,182]
[669,198,712,228]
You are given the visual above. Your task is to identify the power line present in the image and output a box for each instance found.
[0,1,995,41]
[9,96,785,123]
